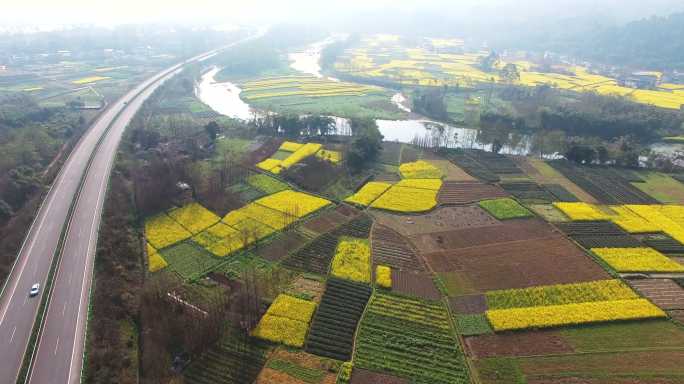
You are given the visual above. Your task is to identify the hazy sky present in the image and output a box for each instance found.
[2,0,684,27]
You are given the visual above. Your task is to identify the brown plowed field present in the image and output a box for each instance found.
[372,225,425,271]
[438,181,509,205]
[350,369,409,384]
[627,279,684,310]
[371,206,499,237]
[301,205,359,235]
[408,218,558,253]
[391,270,441,300]
[256,232,308,261]
[465,330,574,359]
[449,294,488,314]
[669,309,684,323]
[424,237,609,291]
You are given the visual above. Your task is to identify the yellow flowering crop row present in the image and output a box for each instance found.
[345,182,393,206]
[252,294,317,347]
[399,160,443,179]
[591,247,684,273]
[608,205,661,233]
[144,213,192,250]
[331,238,371,283]
[256,158,283,172]
[279,141,303,152]
[625,205,684,244]
[255,190,331,218]
[486,299,666,331]
[370,185,439,213]
[167,202,221,235]
[147,243,168,272]
[193,223,243,257]
[281,143,323,169]
[72,76,110,84]
[315,149,342,164]
[395,178,443,190]
[376,265,392,288]
[486,279,638,309]
[554,202,612,221]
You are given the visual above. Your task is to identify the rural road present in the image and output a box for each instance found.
[0,34,255,384]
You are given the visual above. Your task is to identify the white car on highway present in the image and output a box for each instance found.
[29,283,40,297]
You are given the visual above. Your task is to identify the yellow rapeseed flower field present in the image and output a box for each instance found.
[255,190,331,218]
[375,265,392,288]
[554,202,612,221]
[72,76,110,84]
[591,247,684,273]
[144,213,192,250]
[370,185,439,213]
[331,238,371,283]
[394,178,443,190]
[399,160,443,179]
[146,243,168,272]
[345,182,393,206]
[486,299,666,331]
[315,149,342,164]
[167,202,221,235]
[279,141,304,152]
[252,294,316,347]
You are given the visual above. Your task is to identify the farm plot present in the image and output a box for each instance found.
[255,232,309,262]
[301,204,360,235]
[449,294,488,315]
[378,142,403,165]
[330,238,371,283]
[305,278,371,361]
[168,202,221,234]
[442,151,499,182]
[283,233,339,274]
[354,292,470,384]
[499,181,556,202]
[550,162,659,204]
[591,247,684,273]
[246,174,290,195]
[466,330,574,359]
[478,198,533,220]
[424,236,610,291]
[350,369,409,384]
[287,275,326,303]
[627,278,684,310]
[241,76,381,100]
[438,181,509,205]
[555,221,643,248]
[332,215,373,238]
[256,349,338,384]
[542,184,579,202]
[639,232,684,254]
[632,172,684,204]
[371,205,499,236]
[252,294,317,347]
[464,149,525,177]
[409,218,557,254]
[516,157,597,203]
[370,185,440,213]
[371,225,425,271]
[183,335,269,384]
[345,182,393,207]
[391,270,441,300]
[159,241,223,280]
[145,212,192,250]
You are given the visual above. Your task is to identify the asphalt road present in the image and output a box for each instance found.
[0,37,246,384]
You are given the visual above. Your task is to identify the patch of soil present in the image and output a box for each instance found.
[372,225,425,271]
[302,207,356,235]
[626,278,684,310]
[465,330,574,359]
[668,310,684,324]
[282,156,342,193]
[371,206,500,237]
[449,294,488,314]
[409,218,558,254]
[256,368,306,384]
[424,236,609,291]
[391,270,441,300]
[288,276,326,303]
[438,181,509,205]
[400,145,421,163]
[350,368,409,384]
[256,232,308,262]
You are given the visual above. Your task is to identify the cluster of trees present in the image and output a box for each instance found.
[346,117,383,172]
[251,113,337,137]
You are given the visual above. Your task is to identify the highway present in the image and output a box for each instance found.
[0,36,249,384]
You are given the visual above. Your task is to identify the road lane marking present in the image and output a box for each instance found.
[54,337,59,355]
[63,302,67,316]
[10,326,16,343]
